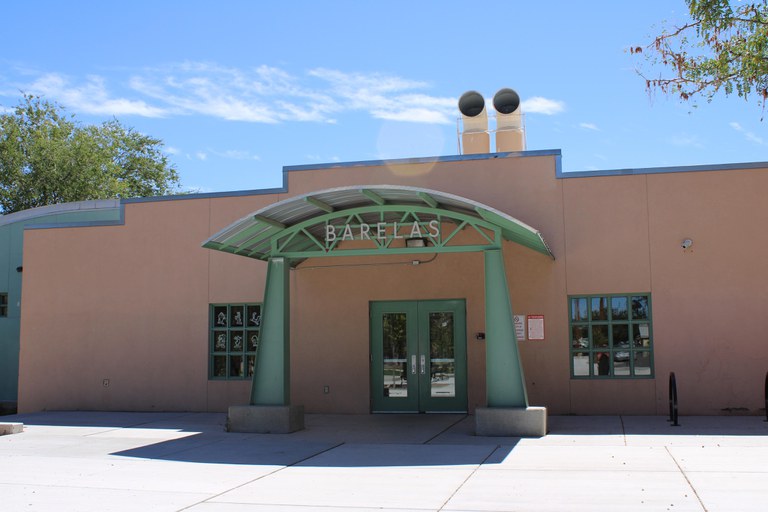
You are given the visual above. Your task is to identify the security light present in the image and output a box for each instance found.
[405,237,428,248]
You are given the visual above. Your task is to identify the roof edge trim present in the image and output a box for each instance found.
[0,199,121,227]
[557,160,768,179]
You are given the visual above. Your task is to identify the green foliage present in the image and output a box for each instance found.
[636,0,768,109]
[0,94,180,214]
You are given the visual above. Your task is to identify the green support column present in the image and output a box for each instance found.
[250,257,290,405]
[484,249,528,407]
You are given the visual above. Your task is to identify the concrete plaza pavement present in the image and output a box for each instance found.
[1,411,768,511]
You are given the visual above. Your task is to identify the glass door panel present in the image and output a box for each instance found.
[429,312,455,398]
[371,300,466,413]
[382,312,409,398]
[417,300,467,412]
[370,302,418,412]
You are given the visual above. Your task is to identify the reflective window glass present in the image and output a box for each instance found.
[633,323,651,348]
[229,355,244,378]
[572,325,589,348]
[611,297,628,320]
[212,331,227,352]
[213,306,228,327]
[230,306,245,327]
[634,351,652,375]
[210,303,262,380]
[572,352,589,376]
[569,294,652,379]
[613,350,630,376]
[246,305,261,327]
[612,324,630,349]
[571,298,588,322]
[591,297,609,321]
[592,325,609,348]
[631,296,649,320]
[595,352,611,376]
[382,313,408,398]
[229,331,244,352]
[429,312,455,398]
[212,356,227,377]
[246,331,259,352]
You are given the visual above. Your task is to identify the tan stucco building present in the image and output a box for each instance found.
[6,148,768,421]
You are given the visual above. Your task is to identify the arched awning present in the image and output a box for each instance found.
[202,185,553,264]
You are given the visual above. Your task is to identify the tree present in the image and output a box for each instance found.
[635,0,768,110]
[0,94,181,214]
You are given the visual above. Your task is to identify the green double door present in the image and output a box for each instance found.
[370,300,467,413]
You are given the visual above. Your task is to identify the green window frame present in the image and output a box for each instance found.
[209,303,262,380]
[0,293,7,317]
[569,293,653,379]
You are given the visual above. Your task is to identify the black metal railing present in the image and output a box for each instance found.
[668,372,679,426]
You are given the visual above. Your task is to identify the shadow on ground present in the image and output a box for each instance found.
[6,411,768,467]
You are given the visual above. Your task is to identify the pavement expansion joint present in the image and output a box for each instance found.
[665,445,708,512]
[424,415,469,444]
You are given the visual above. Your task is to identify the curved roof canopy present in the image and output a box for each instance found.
[202,185,553,266]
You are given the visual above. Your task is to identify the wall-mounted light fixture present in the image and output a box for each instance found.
[405,237,428,248]
[681,238,693,249]
[475,332,486,340]
[15,266,22,273]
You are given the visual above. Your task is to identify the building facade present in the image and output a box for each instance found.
[0,201,122,413]
[4,150,768,417]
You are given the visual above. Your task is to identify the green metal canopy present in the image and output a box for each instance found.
[202,185,553,264]
[203,185,548,415]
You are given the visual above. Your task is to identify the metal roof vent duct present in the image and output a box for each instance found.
[458,90,490,154]
[493,88,525,152]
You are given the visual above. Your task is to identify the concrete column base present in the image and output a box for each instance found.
[475,406,547,437]
[226,405,304,434]
[0,422,23,435]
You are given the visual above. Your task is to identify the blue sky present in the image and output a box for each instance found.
[2,1,766,193]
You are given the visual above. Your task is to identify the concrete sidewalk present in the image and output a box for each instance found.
[1,412,767,511]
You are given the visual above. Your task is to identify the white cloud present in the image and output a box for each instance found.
[7,63,564,126]
[130,75,280,123]
[669,134,703,148]
[180,184,214,194]
[130,63,339,123]
[579,122,599,131]
[195,152,207,160]
[309,68,428,96]
[729,121,765,145]
[308,68,456,124]
[275,100,333,123]
[521,96,565,115]
[27,73,167,117]
[209,149,261,161]
[372,108,452,124]
[165,146,180,155]
[305,154,341,162]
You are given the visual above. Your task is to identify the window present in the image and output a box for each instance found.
[569,294,653,378]
[0,293,7,317]
[210,303,261,380]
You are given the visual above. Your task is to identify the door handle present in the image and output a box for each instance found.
[411,355,417,375]
[420,355,426,375]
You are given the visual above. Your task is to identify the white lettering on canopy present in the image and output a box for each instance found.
[325,220,440,244]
